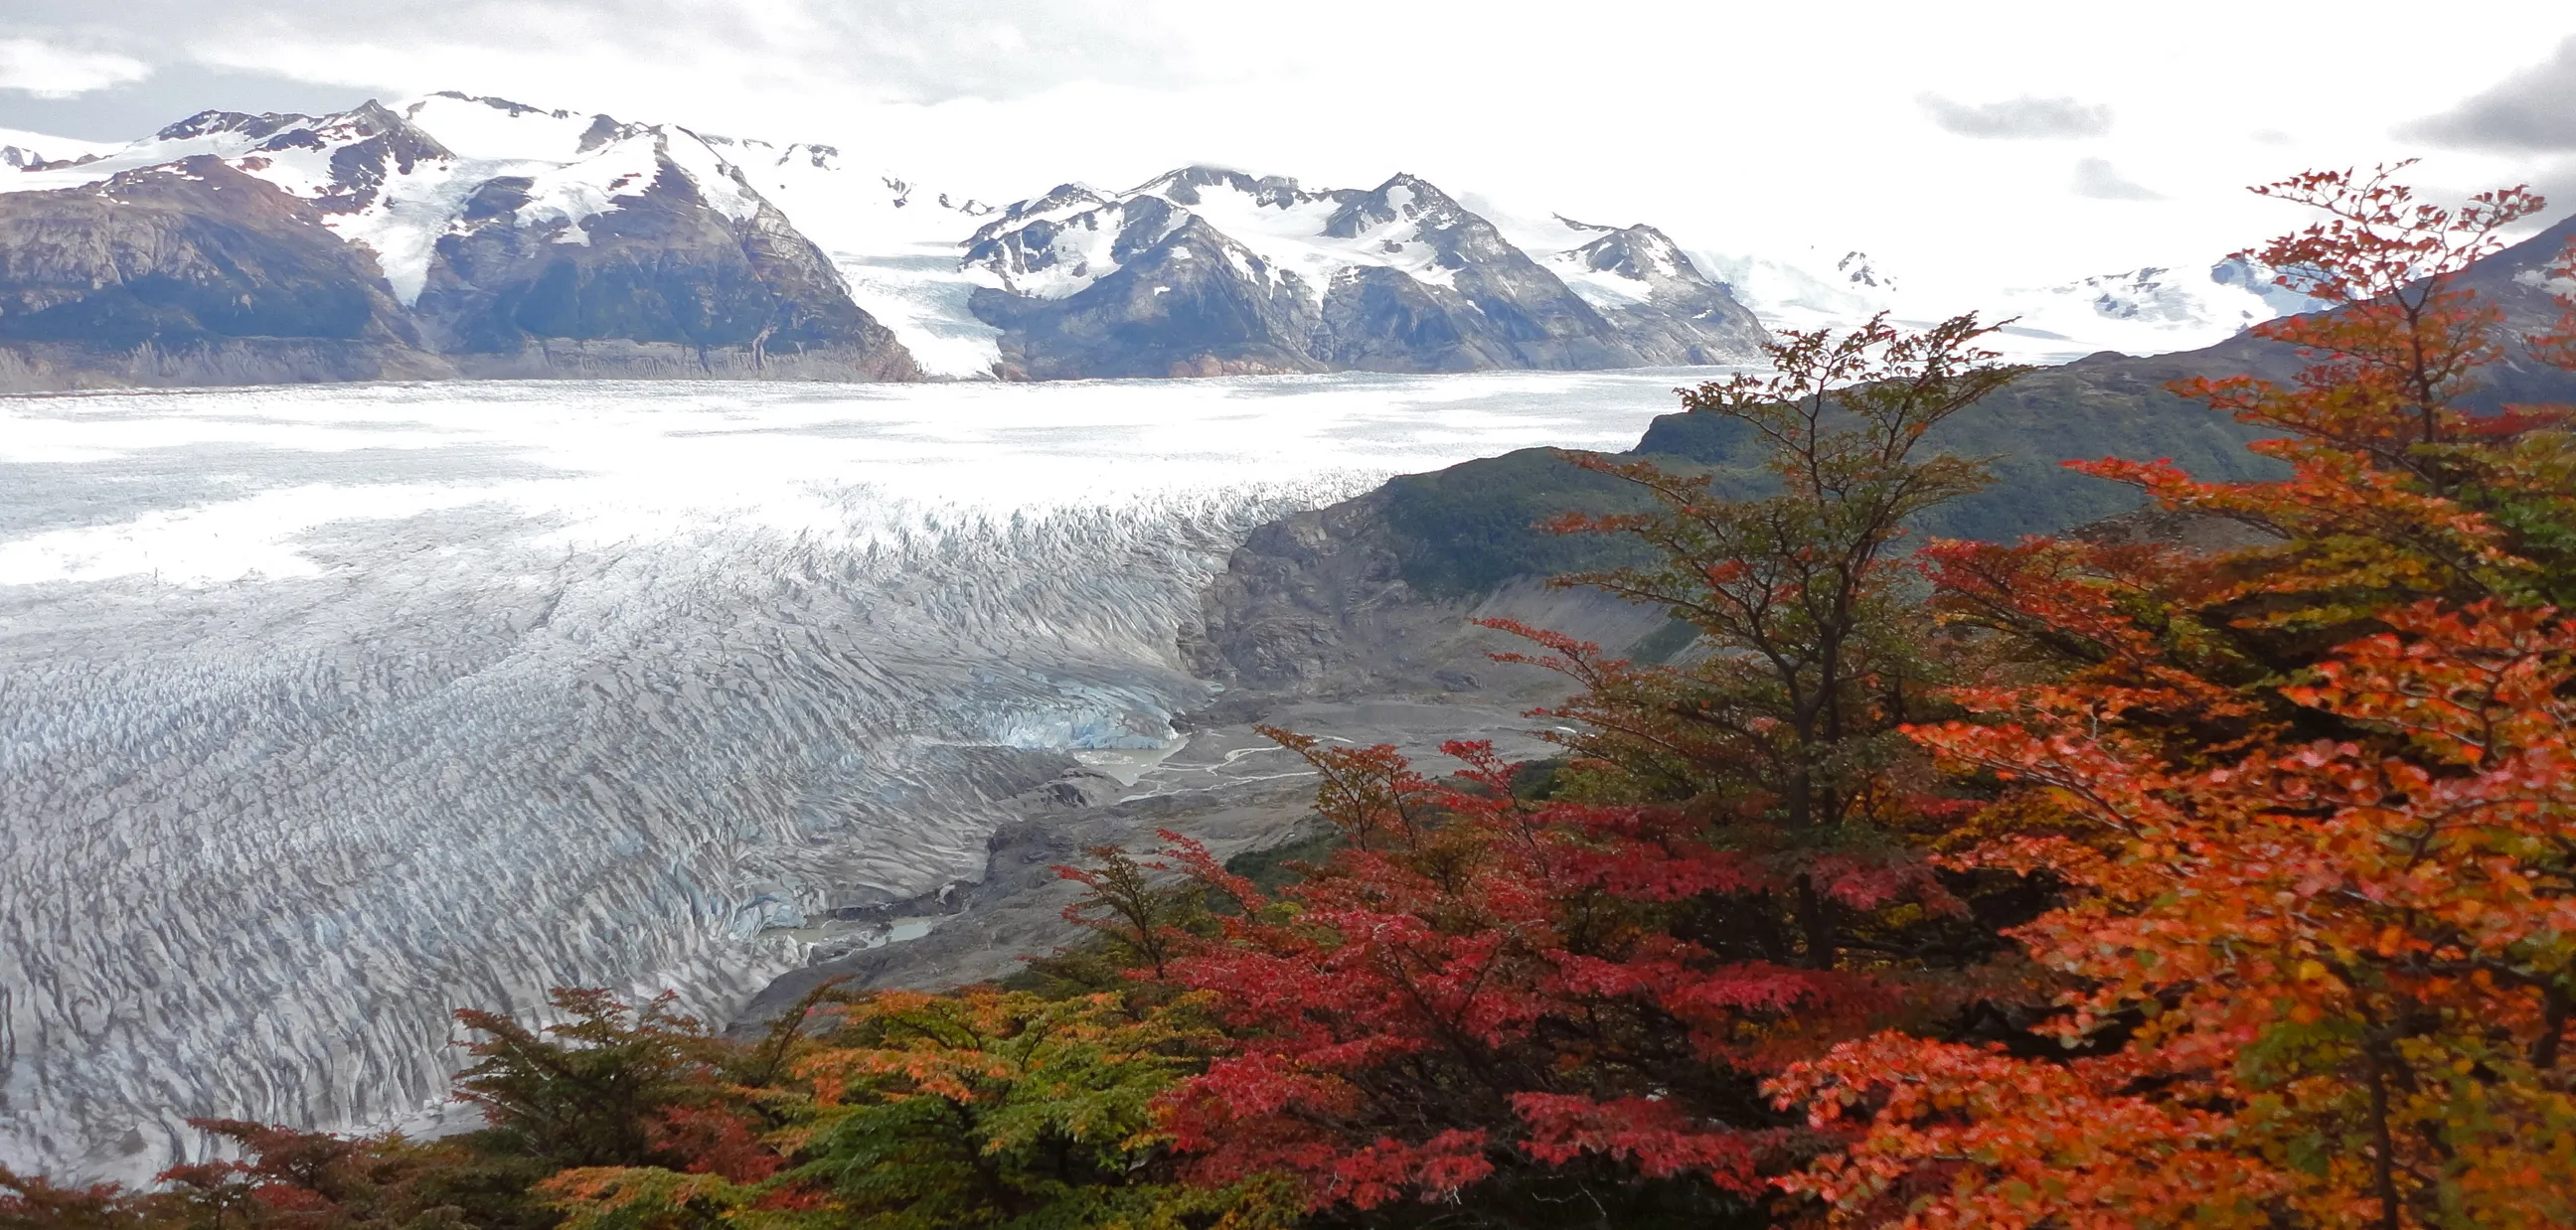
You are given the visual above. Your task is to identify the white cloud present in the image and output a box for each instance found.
[2072,158,2164,201]
[0,39,150,98]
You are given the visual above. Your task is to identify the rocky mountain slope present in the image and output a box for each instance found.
[0,155,447,389]
[1544,216,1767,363]
[0,97,1770,390]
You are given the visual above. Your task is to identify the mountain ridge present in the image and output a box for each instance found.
[0,91,2531,391]
[0,97,1775,391]
[956,164,1767,378]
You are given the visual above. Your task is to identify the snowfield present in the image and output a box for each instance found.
[0,370,1718,1179]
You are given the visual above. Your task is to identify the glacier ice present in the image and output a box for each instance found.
[0,370,1710,1179]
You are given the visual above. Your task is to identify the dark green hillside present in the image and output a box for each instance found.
[1380,348,2297,598]
[1380,446,1659,596]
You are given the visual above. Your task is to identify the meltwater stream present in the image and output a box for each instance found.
[0,370,1712,1178]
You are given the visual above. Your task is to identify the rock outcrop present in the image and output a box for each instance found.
[1185,485,1674,704]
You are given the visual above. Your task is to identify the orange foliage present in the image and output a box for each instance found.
[1772,170,2576,1228]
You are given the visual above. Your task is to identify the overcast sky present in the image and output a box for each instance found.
[7,0,2576,303]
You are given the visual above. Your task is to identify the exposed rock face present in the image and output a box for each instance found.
[0,95,918,389]
[1187,489,1410,690]
[0,158,453,390]
[244,100,457,215]
[2457,210,2576,329]
[964,166,1769,380]
[1186,485,1671,703]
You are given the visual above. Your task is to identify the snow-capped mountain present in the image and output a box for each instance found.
[1682,240,2328,365]
[955,165,1765,379]
[0,93,916,389]
[1543,216,1767,363]
[1966,259,2326,363]
[9,95,819,307]
[0,98,1775,390]
[2012,263,2309,350]
[0,85,2346,392]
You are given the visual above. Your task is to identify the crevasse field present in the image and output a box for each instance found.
[0,370,1709,1178]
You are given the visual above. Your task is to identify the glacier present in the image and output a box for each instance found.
[0,369,1713,1180]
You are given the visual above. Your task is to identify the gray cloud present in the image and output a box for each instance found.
[2072,157,2163,201]
[0,0,1181,137]
[1920,92,2111,139]
[2403,35,2576,151]
[0,63,371,140]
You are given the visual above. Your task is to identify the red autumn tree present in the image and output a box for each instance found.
[1071,315,2041,1227]
[1143,737,1792,1228]
[1773,167,2576,1229]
